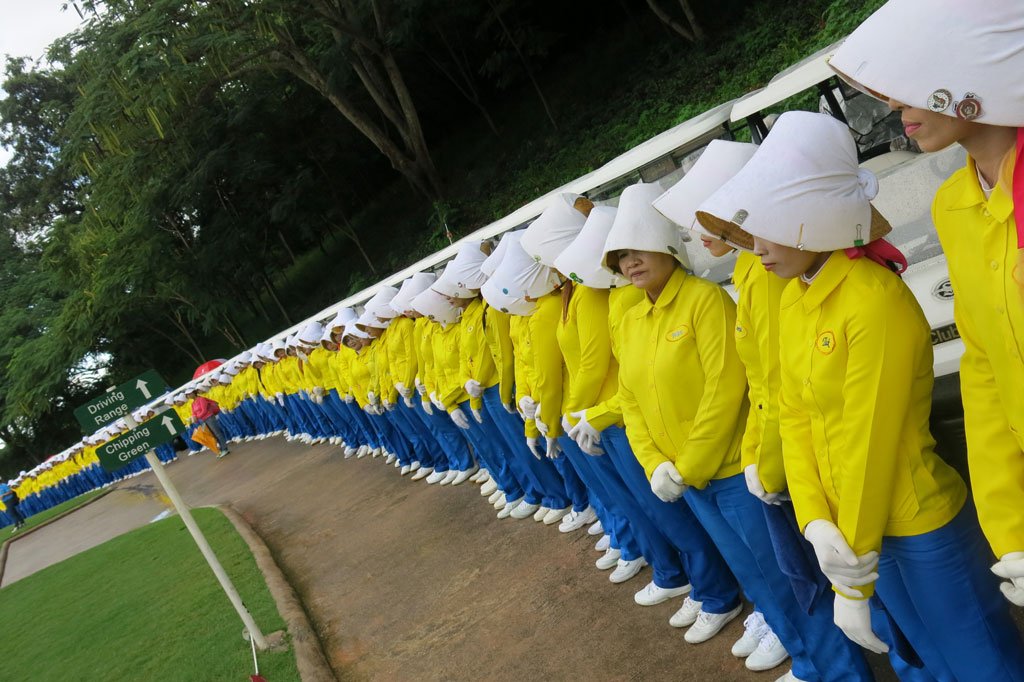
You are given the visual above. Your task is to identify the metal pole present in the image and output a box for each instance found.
[124,414,268,650]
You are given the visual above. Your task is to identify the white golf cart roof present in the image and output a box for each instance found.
[729,40,844,122]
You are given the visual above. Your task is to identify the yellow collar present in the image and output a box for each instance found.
[633,267,687,316]
[780,252,855,313]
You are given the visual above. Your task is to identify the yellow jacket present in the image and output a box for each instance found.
[347,347,377,408]
[933,160,1024,558]
[385,317,418,396]
[618,267,747,487]
[416,318,440,402]
[278,356,305,395]
[484,306,516,406]
[373,328,398,404]
[511,315,541,439]
[733,251,789,493]
[778,254,966,596]
[460,298,499,410]
[556,285,617,426]
[431,321,469,411]
[585,286,645,431]
[527,290,570,438]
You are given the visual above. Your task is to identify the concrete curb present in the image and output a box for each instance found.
[218,504,338,682]
[0,487,115,587]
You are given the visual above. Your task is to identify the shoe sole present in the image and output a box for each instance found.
[685,606,743,644]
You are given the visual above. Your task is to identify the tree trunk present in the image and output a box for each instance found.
[277,229,297,266]
[261,271,292,325]
[424,24,500,136]
[487,0,557,130]
[676,0,704,41]
[328,214,376,273]
[159,312,204,364]
[645,0,696,42]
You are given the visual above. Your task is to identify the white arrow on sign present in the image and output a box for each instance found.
[161,415,178,435]
[136,379,152,399]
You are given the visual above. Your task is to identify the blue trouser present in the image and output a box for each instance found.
[454,400,524,498]
[426,407,474,472]
[548,437,589,512]
[871,501,1024,682]
[3,497,23,524]
[345,402,380,448]
[374,410,414,462]
[685,474,873,682]
[481,386,570,509]
[386,403,426,466]
[323,391,359,444]
[558,434,640,559]
[604,426,739,595]
[402,401,446,470]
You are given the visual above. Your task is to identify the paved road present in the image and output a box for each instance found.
[6,438,1018,681]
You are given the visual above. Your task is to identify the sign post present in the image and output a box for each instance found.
[79,372,267,650]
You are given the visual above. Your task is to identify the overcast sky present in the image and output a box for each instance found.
[0,0,85,166]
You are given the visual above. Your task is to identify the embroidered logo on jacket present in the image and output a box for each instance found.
[735,324,747,339]
[666,325,691,342]
[816,331,836,355]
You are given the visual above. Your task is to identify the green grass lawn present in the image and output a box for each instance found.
[4,487,108,536]
[0,508,301,681]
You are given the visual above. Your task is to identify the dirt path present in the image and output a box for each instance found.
[2,439,942,680]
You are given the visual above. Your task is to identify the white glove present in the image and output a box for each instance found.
[545,436,562,460]
[382,399,394,411]
[430,391,445,410]
[535,404,550,436]
[403,396,414,408]
[367,391,379,406]
[568,409,601,443]
[395,382,412,398]
[450,407,471,430]
[464,379,484,398]
[276,393,285,407]
[991,551,1024,606]
[314,386,325,398]
[414,378,427,395]
[833,594,889,654]
[744,463,782,505]
[803,519,879,599]
[526,437,543,460]
[471,408,484,424]
[362,404,379,415]
[315,394,324,405]
[650,461,686,502]
[343,394,354,403]
[502,402,516,415]
[518,396,537,420]
[421,400,434,416]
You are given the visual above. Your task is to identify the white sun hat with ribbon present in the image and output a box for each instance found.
[602,181,692,274]
[553,206,628,289]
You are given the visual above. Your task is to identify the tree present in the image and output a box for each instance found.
[645,0,705,42]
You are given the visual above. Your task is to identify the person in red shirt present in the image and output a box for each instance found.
[187,386,230,457]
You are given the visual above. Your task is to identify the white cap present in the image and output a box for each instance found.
[238,350,252,364]
[320,325,337,345]
[520,193,588,268]
[216,372,232,383]
[285,334,299,349]
[355,309,390,331]
[329,308,358,330]
[486,233,563,302]
[390,272,437,314]
[602,182,691,274]
[364,286,400,319]
[696,111,890,252]
[342,319,371,341]
[552,207,628,289]
[829,0,1024,127]
[480,278,537,316]
[410,288,462,325]
[431,241,490,298]
[271,338,286,354]
[480,231,519,278]
[299,321,325,345]
[654,140,758,252]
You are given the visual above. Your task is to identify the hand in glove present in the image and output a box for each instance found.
[362,404,379,415]
[803,519,879,599]
[403,396,415,408]
[343,394,355,404]
[526,437,543,460]
[544,436,562,460]
[534,404,549,436]
[464,379,484,398]
[381,398,394,411]
[450,407,471,430]
[518,396,538,420]
[421,400,434,416]
[367,391,379,406]
[395,382,412,398]
[744,463,783,505]
[991,551,1024,606]
[833,594,889,654]
[414,378,427,395]
[568,410,604,456]
[502,402,517,415]
[313,386,325,398]
[650,461,686,502]
[276,393,285,407]
[471,408,484,424]
[430,392,445,410]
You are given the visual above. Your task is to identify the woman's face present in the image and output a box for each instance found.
[442,293,474,309]
[887,99,975,153]
[321,340,339,352]
[752,236,822,279]
[365,325,384,338]
[342,335,361,350]
[700,235,733,258]
[616,249,677,293]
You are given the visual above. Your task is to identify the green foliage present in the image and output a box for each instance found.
[0,508,299,681]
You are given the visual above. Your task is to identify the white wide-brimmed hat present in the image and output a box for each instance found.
[520,193,591,268]
[828,0,1024,127]
[480,278,538,316]
[355,309,390,331]
[390,272,437,314]
[298,321,325,345]
[487,234,563,302]
[271,338,287,355]
[552,207,628,289]
[654,140,758,251]
[363,286,400,320]
[342,319,371,342]
[696,111,891,252]
[602,182,692,274]
[481,230,521,278]
[320,325,337,345]
[329,308,358,330]
[432,241,490,298]
[410,288,462,325]
[238,350,252,364]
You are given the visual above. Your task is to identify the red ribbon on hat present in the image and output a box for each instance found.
[845,239,908,274]
[1014,127,1024,249]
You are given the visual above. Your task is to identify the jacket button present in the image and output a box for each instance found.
[991,261,1000,270]
[803,378,810,386]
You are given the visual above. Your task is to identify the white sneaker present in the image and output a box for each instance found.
[510,502,540,519]
[669,596,703,628]
[543,506,571,525]
[559,506,597,533]
[609,557,648,584]
[634,581,692,606]
[411,467,432,481]
[685,605,743,644]
[745,628,789,672]
[426,470,446,484]
[497,497,522,519]
[440,470,459,485]
[356,446,369,458]
[343,446,356,458]
[774,671,807,682]
[594,535,611,552]
[452,466,479,485]
[588,520,604,536]
[400,465,411,475]
[533,506,550,522]
[371,447,382,458]
[471,469,488,483]
[409,461,421,472]
[732,611,768,658]
[481,479,499,496]
[595,547,622,570]
[493,494,507,510]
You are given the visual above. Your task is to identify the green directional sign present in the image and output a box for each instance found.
[97,411,185,472]
[74,369,166,432]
